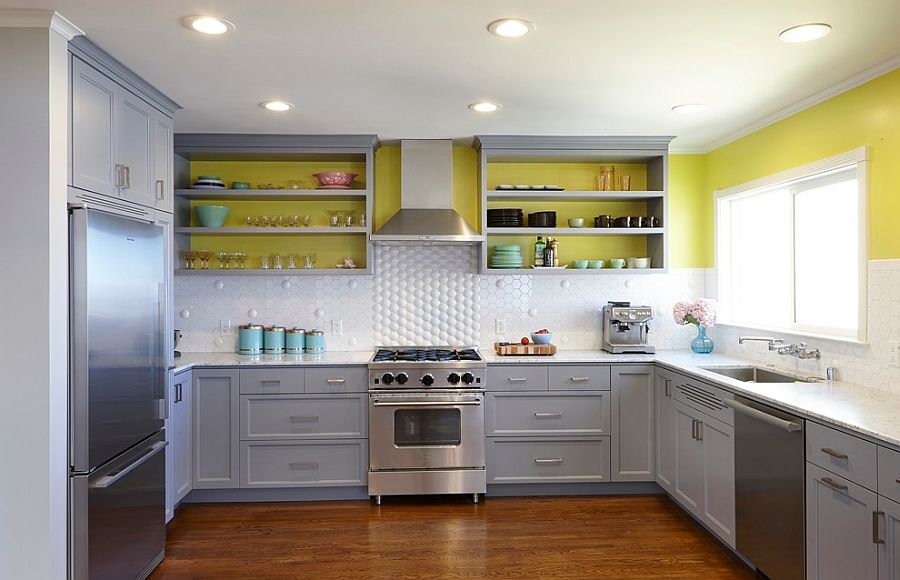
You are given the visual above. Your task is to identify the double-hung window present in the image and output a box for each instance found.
[715,148,868,341]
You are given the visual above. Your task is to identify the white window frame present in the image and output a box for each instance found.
[714,147,868,343]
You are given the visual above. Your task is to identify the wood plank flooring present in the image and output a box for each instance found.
[150,495,754,579]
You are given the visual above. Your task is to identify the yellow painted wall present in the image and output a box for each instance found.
[668,154,709,268]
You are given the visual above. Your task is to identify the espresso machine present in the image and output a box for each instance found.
[601,302,655,354]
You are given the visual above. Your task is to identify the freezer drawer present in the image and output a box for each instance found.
[70,431,167,580]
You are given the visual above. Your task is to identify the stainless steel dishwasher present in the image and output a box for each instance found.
[725,396,805,580]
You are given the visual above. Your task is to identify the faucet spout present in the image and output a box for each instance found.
[739,336,786,350]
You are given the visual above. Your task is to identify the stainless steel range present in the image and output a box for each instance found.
[367,347,486,504]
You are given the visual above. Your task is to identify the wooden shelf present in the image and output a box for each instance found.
[486,190,664,202]
[175,268,369,276]
[486,227,663,236]
[175,227,368,235]
[174,189,369,201]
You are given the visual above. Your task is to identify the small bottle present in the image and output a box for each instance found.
[543,236,555,267]
[550,238,560,267]
[534,236,546,267]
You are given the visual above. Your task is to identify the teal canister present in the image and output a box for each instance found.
[263,326,286,355]
[238,324,264,355]
[285,328,306,354]
[305,329,325,354]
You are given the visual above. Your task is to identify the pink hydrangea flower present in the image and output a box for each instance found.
[673,298,718,328]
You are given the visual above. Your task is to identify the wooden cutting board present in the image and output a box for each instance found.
[494,342,558,356]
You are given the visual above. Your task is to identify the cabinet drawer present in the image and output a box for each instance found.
[240,394,366,440]
[487,365,548,391]
[671,374,734,426]
[487,437,610,483]
[240,369,305,394]
[305,367,367,393]
[806,421,877,490]
[879,447,900,504]
[240,440,367,488]
[549,365,611,391]
[486,392,610,437]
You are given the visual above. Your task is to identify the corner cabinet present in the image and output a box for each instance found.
[610,364,655,482]
[192,369,240,489]
[474,136,672,274]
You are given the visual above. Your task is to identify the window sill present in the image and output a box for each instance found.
[713,322,869,346]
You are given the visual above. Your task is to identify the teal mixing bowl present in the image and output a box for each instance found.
[195,205,229,227]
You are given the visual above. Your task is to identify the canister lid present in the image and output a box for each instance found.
[285,328,306,334]
[265,326,286,332]
[307,329,324,336]
[239,324,264,330]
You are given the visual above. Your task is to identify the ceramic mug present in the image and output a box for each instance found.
[608,258,626,269]
[595,215,613,228]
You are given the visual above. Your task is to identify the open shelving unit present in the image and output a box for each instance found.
[173,134,377,276]
[474,136,672,275]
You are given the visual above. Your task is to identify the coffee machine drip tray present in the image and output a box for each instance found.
[600,302,656,354]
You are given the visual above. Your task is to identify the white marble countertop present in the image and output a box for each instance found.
[174,348,900,449]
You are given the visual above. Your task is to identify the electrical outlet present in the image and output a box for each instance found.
[495,318,506,335]
[218,320,232,335]
[332,319,343,335]
[889,341,900,368]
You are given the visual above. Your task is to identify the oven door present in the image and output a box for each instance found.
[369,392,485,470]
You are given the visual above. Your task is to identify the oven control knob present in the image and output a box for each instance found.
[447,372,461,385]
[421,374,435,386]
[381,373,394,385]
[396,372,409,385]
[461,372,475,385]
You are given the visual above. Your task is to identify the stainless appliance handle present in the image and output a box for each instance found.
[534,412,563,419]
[821,447,849,459]
[874,511,886,544]
[91,441,168,489]
[372,400,482,407]
[155,283,167,420]
[534,458,563,464]
[820,476,849,492]
[724,399,802,432]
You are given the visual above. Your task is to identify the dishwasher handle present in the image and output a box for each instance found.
[724,399,802,432]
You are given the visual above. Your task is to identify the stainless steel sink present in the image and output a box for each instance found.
[699,366,812,383]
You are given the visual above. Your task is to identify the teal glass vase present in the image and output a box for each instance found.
[691,325,714,354]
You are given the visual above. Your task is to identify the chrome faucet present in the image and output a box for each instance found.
[738,336,786,350]
[739,336,822,360]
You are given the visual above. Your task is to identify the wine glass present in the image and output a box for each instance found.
[300,215,311,227]
[303,253,316,269]
[178,250,192,270]
[196,249,210,269]
[216,252,229,269]
[235,252,248,270]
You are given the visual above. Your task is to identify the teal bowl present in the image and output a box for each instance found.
[232,181,251,190]
[588,260,605,269]
[571,260,588,269]
[195,205,229,228]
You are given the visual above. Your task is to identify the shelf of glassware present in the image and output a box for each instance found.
[174,267,369,276]
[485,190,664,202]
[174,188,370,201]
[485,227,662,236]
[174,227,368,235]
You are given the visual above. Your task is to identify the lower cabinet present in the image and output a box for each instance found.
[879,495,900,580]
[192,369,240,489]
[486,437,611,484]
[610,364,655,482]
[655,368,677,493]
[166,369,192,521]
[240,440,367,488]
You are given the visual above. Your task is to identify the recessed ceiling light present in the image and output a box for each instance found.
[487,18,535,38]
[469,102,501,113]
[260,101,294,112]
[183,15,234,35]
[779,23,831,43]
[671,103,706,115]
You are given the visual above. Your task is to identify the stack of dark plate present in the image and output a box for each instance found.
[487,208,524,228]
[528,211,557,228]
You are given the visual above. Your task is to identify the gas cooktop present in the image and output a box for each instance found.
[368,346,485,389]
[371,347,482,363]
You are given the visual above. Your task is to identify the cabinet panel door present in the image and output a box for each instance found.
[193,370,239,488]
[116,89,155,207]
[173,373,192,503]
[71,57,117,196]
[879,495,900,580]
[701,415,735,548]
[673,402,703,516]
[152,112,173,213]
[486,437,611,484]
[610,365,655,482]
[655,370,677,492]
[486,392,609,437]
[806,463,878,580]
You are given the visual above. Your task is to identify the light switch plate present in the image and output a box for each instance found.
[495,318,506,334]
[889,341,900,368]
[218,320,232,335]
[332,319,343,335]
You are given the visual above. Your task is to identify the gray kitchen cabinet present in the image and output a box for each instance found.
[879,495,900,580]
[116,88,155,207]
[673,401,704,512]
[655,368,677,493]
[807,463,878,580]
[165,370,192,523]
[548,365,611,391]
[193,369,240,489]
[240,394,366,440]
[153,112,173,212]
[487,365,549,391]
[305,366,367,393]
[486,437,611,484]
[239,368,305,394]
[240,440,367,488]
[486,392,610,437]
[71,57,118,197]
[610,365,655,482]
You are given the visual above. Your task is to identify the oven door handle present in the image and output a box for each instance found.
[372,400,482,407]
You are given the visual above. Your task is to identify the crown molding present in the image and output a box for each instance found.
[0,9,84,39]
[700,53,900,154]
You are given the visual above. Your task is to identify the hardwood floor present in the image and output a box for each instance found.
[151,495,754,579]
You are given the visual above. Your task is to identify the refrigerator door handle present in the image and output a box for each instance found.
[69,208,91,473]
[155,282,167,420]
[91,440,167,489]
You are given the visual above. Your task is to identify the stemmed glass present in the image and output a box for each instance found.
[195,249,210,269]
[234,252,247,269]
[303,253,317,269]
[179,250,193,270]
[216,252,229,269]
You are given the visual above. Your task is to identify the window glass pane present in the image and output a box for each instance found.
[794,174,858,330]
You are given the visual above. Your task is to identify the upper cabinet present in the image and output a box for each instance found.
[68,38,180,213]
[474,136,672,274]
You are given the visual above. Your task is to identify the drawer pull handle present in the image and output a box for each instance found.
[570,376,591,382]
[895,479,900,485]
[534,412,563,419]
[664,379,672,397]
[821,476,849,492]
[261,379,282,385]
[289,415,319,423]
[326,378,346,384]
[534,458,563,465]
[821,447,849,460]
[289,461,319,470]
[507,377,528,382]
[874,511,886,544]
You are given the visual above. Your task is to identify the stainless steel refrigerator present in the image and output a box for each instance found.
[69,207,167,580]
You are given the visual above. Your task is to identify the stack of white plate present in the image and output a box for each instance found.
[192,175,226,189]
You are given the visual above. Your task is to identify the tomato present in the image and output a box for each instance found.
[521,337,530,345]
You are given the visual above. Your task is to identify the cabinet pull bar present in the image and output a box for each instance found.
[895,478,900,485]
[874,511,886,544]
[820,476,849,492]
[533,412,563,419]
[696,421,703,441]
[156,179,164,200]
[664,379,672,397]
[261,379,282,384]
[115,164,125,187]
[821,447,849,460]
[122,165,130,189]
[289,461,319,470]
[533,458,563,464]
[289,415,319,423]
[569,377,590,382]
[507,377,528,382]
[691,419,698,440]
[326,378,346,384]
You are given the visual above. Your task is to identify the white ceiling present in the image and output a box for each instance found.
[14,0,900,151]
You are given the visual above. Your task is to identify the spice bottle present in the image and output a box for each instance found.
[534,236,546,267]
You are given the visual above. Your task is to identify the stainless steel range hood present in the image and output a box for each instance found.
[371,140,483,243]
